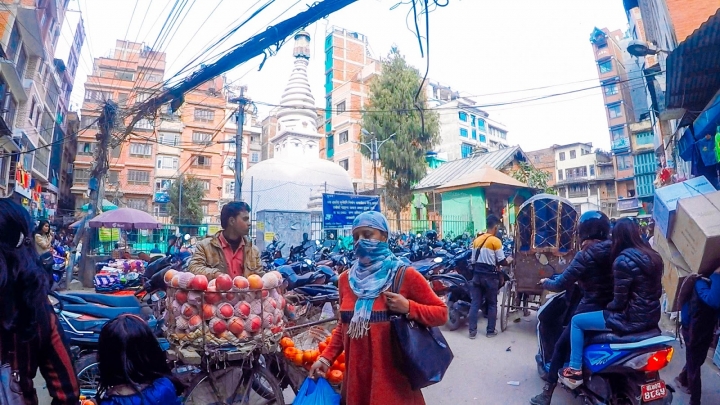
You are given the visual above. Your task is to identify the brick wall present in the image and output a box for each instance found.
[666,0,720,42]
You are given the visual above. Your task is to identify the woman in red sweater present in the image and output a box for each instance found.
[310,211,448,405]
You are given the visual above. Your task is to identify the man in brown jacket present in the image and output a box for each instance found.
[188,201,263,279]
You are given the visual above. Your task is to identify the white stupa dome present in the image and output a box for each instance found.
[241,31,353,212]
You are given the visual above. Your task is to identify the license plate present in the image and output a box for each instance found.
[641,381,667,402]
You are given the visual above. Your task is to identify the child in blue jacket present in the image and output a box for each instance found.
[676,270,720,405]
[95,314,183,405]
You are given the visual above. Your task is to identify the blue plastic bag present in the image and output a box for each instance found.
[294,377,340,405]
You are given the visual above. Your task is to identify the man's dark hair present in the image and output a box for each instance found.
[486,214,501,230]
[221,202,251,228]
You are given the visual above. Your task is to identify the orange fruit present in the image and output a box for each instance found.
[337,362,346,372]
[280,337,294,348]
[318,341,328,352]
[293,351,304,366]
[248,274,263,290]
[303,349,317,364]
[328,369,343,384]
[337,352,345,364]
[284,347,297,359]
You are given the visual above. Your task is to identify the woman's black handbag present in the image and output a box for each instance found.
[390,266,454,390]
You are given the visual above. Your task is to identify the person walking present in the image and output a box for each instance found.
[468,214,513,339]
[674,268,720,405]
[0,198,79,405]
[309,211,447,405]
[33,219,53,256]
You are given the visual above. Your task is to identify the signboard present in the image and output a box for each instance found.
[322,193,380,228]
[617,197,640,211]
[154,179,172,203]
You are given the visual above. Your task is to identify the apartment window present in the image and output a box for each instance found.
[198,179,210,191]
[192,131,213,145]
[559,152,566,161]
[80,116,98,129]
[74,168,91,183]
[617,155,632,170]
[565,166,588,179]
[461,143,473,159]
[460,128,468,138]
[458,112,467,122]
[471,129,477,140]
[607,103,622,118]
[557,170,563,181]
[114,71,134,81]
[470,115,476,126]
[15,48,27,79]
[6,23,20,61]
[336,101,346,114]
[250,152,259,163]
[250,135,259,144]
[194,108,215,122]
[135,93,150,104]
[596,42,608,50]
[598,59,613,73]
[570,150,576,159]
[589,165,595,176]
[226,157,236,171]
[159,132,179,146]
[610,126,625,140]
[127,170,150,184]
[135,118,153,130]
[78,142,95,155]
[477,118,486,131]
[569,184,589,197]
[603,83,618,96]
[581,148,590,155]
[127,198,148,211]
[193,155,211,167]
[339,130,349,144]
[129,143,152,157]
[627,189,636,198]
[154,204,169,217]
[479,134,486,143]
[155,179,172,191]
[156,156,178,169]
[225,180,235,195]
[201,204,209,215]
[339,159,349,171]
[107,171,119,184]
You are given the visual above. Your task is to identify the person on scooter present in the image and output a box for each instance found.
[675,266,720,405]
[529,210,614,405]
[468,214,513,339]
[560,218,662,386]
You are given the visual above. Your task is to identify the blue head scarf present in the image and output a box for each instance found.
[347,211,404,338]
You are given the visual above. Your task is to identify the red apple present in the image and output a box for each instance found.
[175,290,188,305]
[209,318,227,336]
[245,314,261,333]
[204,291,222,305]
[216,274,233,292]
[202,304,216,320]
[181,303,198,319]
[261,290,269,299]
[228,317,244,336]
[188,315,203,331]
[234,301,251,318]
[217,303,234,319]
[189,275,208,291]
[233,276,249,291]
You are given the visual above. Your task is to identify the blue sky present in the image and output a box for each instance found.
[65,0,630,151]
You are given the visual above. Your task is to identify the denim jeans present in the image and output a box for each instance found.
[468,272,499,334]
[569,311,608,369]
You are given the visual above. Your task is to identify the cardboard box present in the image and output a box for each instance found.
[661,261,691,312]
[653,227,691,270]
[653,176,716,238]
[671,191,720,275]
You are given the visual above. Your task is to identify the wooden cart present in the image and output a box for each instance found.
[500,194,579,331]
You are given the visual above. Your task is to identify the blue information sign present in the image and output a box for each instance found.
[322,193,380,228]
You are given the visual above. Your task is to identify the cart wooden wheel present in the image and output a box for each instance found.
[500,279,516,332]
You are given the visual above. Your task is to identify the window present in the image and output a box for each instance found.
[135,93,150,104]
[156,156,178,169]
[250,135,259,144]
[193,155,211,167]
[565,166,588,179]
[194,108,215,122]
[479,134,486,142]
[135,118,153,130]
[610,126,625,140]
[461,143,474,158]
[557,170,563,181]
[570,150,576,159]
[114,71,134,81]
[250,152,259,163]
[6,23,20,61]
[336,101,346,114]
[225,181,235,195]
[581,148,590,155]
[460,128,468,138]
[477,119,486,131]
[627,189,636,198]
[80,116,98,129]
[598,59,613,73]
[596,42,608,50]
[603,83,618,96]
[589,165,595,176]
[198,179,210,191]
[471,115,476,126]
[471,129,477,140]
[127,198,148,211]
[590,185,599,196]
[569,184,589,197]
[339,159,349,170]
[458,112,467,122]
[159,132,179,146]
[111,145,122,159]
[201,204,209,215]
[192,131,213,145]
[559,152,566,161]
[0,155,7,186]
[15,48,27,79]
[78,142,95,155]
[127,170,150,184]
[617,155,632,170]
[129,143,152,157]
[607,103,622,118]
[339,130,349,144]
[118,92,129,105]
[226,157,236,171]
[74,168,91,183]
[108,171,119,184]
[154,204,169,217]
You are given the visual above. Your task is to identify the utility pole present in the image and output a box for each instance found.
[232,87,248,201]
[358,129,396,194]
[77,101,117,287]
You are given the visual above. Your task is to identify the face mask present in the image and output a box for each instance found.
[354,238,389,258]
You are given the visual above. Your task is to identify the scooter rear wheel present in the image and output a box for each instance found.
[445,303,463,331]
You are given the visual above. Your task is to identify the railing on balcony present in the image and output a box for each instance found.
[569,191,588,198]
[611,137,630,152]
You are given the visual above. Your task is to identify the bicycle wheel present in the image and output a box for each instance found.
[184,365,285,405]
[75,354,100,398]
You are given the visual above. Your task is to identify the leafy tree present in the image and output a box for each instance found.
[361,47,440,228]
[511,161,555,194]
[168,176,206,225]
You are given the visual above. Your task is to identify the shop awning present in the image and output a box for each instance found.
[666,8,720,126]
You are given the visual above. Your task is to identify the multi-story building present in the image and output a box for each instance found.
[590,27,656,217]
[431,96,510,161]
[323,26,381,192]
[525,146,557,187]
[552,142,616,215]
[0,0,80,221]
[72,40,256,223]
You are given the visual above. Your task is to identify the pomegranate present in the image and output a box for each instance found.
[215,274,233,292]
[217,303,234,319]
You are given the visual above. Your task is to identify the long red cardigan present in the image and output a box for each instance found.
[320,267,448,405]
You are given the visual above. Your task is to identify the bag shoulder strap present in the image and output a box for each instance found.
[473,234,490,263]
[392,266,408,294]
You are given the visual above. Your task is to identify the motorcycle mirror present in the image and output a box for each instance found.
[433,257,443,263]
[184,234,191,241]
[537,254,549,266]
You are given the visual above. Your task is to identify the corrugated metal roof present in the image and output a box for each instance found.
[666,8,720,113]
[434,165,528,192]
[414,146,528,192]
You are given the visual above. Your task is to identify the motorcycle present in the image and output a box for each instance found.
[536,289,675,404]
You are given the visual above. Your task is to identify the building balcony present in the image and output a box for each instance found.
[611,137,630,153]
[0,60,28,102]
[569,191,588,198]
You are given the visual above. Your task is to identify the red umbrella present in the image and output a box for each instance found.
[88,208,162,230]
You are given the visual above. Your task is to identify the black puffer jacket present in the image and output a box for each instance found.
[604,247,663,334]
[543,239,614,313]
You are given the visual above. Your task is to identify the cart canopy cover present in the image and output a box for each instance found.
[516,194,578,254]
